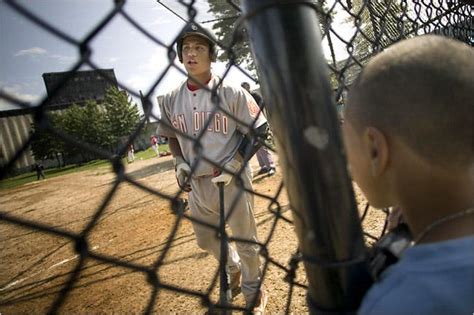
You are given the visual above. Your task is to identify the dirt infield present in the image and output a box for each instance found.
[0,156,385,314]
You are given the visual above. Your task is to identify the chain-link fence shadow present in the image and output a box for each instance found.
[0,0,472,313]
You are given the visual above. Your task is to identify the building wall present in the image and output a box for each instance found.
[0,114,35,170]
[1,69,120,174]
[42,69,118,107]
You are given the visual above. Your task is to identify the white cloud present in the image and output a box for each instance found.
[321,9,353,61]
[14,47,47,57]
[49,54,76,64]
[213,62,256,87]
[13,47,75,64]
[108,57,119,63]
[152,0,213,25]
[137,47,179,75]
[126,75,149,92]
[139,47,165,71]
[194,0,214,21]
[0,84,42,110]
[147,18,174,27]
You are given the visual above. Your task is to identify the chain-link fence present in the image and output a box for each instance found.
[1,0,472,313]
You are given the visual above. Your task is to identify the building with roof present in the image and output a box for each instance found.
[0,69,118,174]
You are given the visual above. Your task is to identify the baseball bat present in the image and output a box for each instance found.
[218,182,232,313]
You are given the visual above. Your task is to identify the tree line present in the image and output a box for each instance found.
[30,87,141,167]
[207,0,416,85]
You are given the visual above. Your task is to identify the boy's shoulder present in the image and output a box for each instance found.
[359,236,474,315]
[159,80,187,107]
[211,76,245,96]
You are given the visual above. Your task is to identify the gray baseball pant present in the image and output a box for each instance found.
[188,166,261,303]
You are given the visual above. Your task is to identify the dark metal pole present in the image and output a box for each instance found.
[241,1,372,313]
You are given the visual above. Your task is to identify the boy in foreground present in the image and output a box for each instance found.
[342,35,474,314]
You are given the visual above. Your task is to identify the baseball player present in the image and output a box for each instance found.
[150,135,160,156]
[157,24,269,313]
[127,144,135,163]
[241,82,276,176]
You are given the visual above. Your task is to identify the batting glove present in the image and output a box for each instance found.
[174,156,192,192]
[211,158,241,186]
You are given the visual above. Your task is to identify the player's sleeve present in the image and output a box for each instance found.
[157,94,176,138]
[251,92,263,108]
[231,87,267,134]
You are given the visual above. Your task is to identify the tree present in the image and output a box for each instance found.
[323,1,417,94]
[80,100,109,150]
[30,117,55,161]
[207,0,331,73]
[207,0,252,69]
[55,101,108,162]
[102,87,141,150]
[30,111,66,167]
[29,88,140,166]
[60,104,91,161]
[349,0,417,61]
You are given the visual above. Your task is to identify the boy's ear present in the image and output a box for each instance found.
[363,126,389,177]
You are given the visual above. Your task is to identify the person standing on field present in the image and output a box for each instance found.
[150,135,160,157]
[157,23,269,313]
[34,162,45,180]
[127,144,135,163]
[241,82,276,176]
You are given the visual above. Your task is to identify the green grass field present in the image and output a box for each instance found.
[0,145,170,190]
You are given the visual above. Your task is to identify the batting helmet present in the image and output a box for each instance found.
[176,23,217,63]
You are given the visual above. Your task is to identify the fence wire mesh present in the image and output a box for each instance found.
[0,0,472,313]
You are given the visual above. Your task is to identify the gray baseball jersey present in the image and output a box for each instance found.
[157,75,267,176]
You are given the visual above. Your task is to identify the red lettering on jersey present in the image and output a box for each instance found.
[193,112,200,132]
[201,112,206,131]
[222,115,228,134]
[190,111,229,134]
[206,112,213,132]
[177,114,187,133]
[172,119,179,130]
[247,100,261,118]
[214,113,221,132]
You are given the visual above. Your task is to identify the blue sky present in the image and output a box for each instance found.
[0,0,355,116]
[0,0,258,117]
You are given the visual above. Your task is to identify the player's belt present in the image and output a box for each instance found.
[192,174,214,179]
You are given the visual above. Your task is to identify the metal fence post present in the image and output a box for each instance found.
[241,1,373,313]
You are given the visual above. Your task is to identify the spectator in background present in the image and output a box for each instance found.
[150,135,160,157]
[241,82,276,176]
[34,162,45,180]
[158,135,171,157]
[127,144,135,163]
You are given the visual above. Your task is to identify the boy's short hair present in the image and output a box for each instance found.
[346,35,474,168]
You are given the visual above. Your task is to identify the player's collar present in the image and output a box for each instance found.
[187,75,212,91]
